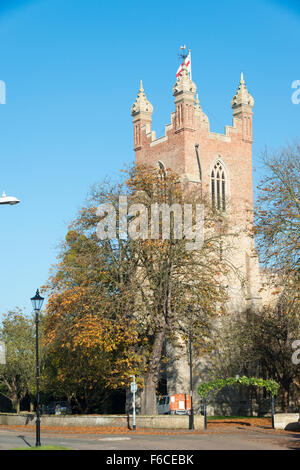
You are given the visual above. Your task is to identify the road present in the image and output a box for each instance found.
[0,424,299,451]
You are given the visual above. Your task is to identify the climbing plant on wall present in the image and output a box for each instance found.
[197,376,279,399]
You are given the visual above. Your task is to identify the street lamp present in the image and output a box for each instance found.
[31,289,44,447]
[187,305,194,430]
[130,375,138,431]
[0,191,20,205]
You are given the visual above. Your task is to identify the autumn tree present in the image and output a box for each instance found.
[123,165,232,414]
[42,227,141,412]
[255,142,300,285]
[253,141,300,409]
[44,164,233,414]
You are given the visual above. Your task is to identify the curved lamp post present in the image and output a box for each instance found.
[0,192,20,205]
[31,289,44,447]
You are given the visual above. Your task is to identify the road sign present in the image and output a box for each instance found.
[130,382,138,393]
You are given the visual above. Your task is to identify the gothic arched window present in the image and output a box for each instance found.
[211,161,226,211]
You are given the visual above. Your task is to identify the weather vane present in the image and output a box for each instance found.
[178,45,189,61]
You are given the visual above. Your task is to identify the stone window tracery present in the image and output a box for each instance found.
[211,161,226,211]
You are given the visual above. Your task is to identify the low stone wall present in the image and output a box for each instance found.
[0,413,204,430]
[274,413,300,431]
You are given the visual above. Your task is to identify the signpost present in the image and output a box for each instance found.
[130,376,138,430]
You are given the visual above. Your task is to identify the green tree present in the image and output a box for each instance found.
[0,309,35,413]
[210,287,300,411]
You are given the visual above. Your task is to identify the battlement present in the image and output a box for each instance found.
[132,69,253,157]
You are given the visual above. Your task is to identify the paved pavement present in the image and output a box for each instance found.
[0,425,299,451]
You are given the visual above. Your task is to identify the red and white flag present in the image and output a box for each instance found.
[176,51,192,79]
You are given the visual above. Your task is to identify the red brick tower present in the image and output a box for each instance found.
[131,63,261,311]
[132,64,255,222]
[131,62,262,399]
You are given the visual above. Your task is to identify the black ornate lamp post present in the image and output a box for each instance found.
[31,289,44,447]
[188,327,194,430]
[271,395,275,429]
[187,305,194,430]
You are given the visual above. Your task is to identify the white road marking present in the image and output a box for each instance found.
[98,437,131,441]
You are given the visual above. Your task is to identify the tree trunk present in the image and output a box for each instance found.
[66,395,73,413]
[11,396,20,414]
[142,374,157,415]
[141,327,166,415]
[74,395,84,414]
[283,389,289,413]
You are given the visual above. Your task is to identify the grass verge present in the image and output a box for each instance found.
[12,445,70,450]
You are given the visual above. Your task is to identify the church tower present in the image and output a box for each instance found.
[131,59,262,403]
[131,66,256,219]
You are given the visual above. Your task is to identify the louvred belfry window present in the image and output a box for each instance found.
[211,161,226,211]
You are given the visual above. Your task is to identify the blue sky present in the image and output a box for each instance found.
[0,0,299,318]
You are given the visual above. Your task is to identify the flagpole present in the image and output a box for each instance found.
[177,46,192,80]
